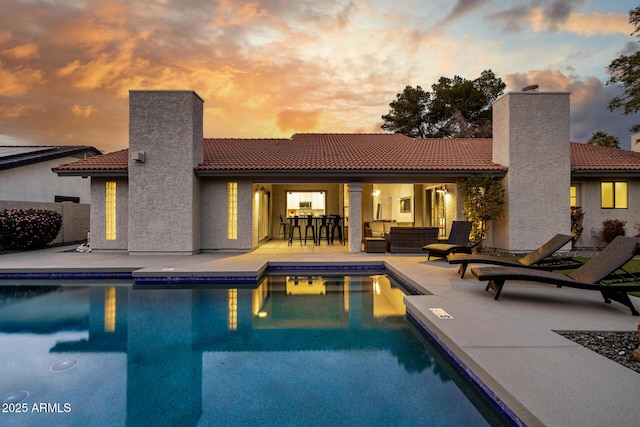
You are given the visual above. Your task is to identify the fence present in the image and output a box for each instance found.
[0,200,90,246]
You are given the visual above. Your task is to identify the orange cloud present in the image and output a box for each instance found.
[0,104,44,118]
[71,104,96,118]
[1,42,39,59]
[214,1,265,26]
[0,63,44,95]
[276,109,321,133]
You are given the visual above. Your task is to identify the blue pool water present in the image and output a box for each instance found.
[0,274,508,426]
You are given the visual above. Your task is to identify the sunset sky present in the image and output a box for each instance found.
[1,0,638,153]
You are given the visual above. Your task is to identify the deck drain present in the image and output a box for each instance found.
[50,358,78,372]
[1,390,29,404]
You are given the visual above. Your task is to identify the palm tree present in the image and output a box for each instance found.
[587,131,620,149]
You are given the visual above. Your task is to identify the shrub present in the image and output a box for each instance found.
[599,219,626,245]
[459,173,505,244]
[570,206,584,249]
[0,208,62,250]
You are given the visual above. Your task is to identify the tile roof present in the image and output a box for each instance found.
[52,135,640,177]
[197,134,504,171]
[570,142,640,170]
[53,149,129,172]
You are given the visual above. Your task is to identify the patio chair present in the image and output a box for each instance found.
[278,215,290,240]
[423,221,476,260]
[470,235,640,315]
[448,234,582,278]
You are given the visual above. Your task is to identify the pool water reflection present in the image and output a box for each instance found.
[0,275,504,426]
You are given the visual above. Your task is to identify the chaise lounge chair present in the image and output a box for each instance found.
[448,234,582,278]
[470,235,640,315]
[423,221,477,260]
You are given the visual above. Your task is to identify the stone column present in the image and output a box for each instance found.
[348,183,362,252]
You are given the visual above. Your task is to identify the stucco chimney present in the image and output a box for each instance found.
[492,92,571,251]
[631,133,640,152]
[128,90,204,254]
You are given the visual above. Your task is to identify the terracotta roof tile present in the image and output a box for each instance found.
[53,149,129,171]
[52,136,640,175]
[197,134,505,171]
[570,142,640,170]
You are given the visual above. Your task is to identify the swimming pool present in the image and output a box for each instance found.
[0,274,508,426]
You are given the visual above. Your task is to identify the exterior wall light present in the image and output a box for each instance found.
[131,151,146,163]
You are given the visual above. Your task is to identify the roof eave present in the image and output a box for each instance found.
[571,169,640,178]
[194,168,507,182]
[54,169,128,178]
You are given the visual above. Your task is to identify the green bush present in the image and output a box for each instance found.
[599,219,626,245]
[0,208,62,250]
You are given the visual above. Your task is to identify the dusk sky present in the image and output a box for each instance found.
[1,0,639,153]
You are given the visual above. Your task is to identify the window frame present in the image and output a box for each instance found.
[600,181,628,209]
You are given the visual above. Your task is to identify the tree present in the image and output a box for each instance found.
[458,174,505,244]
[380,85,430,137]
[606,6,640,133]
[586,130,620,148]
[381,70,505,138]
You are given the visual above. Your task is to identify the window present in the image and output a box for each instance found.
[601,181,628,209]
[55,196,80,203]
[227,182,238,240]
[286,191,326,217]
[105,181,116,240]
[570,186,577,207]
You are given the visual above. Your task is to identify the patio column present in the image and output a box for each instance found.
[348,183,362,252]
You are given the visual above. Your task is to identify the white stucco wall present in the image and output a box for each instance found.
[492,92,571,251]
[127,90,203,254]
[200,179,254,251]
[90,177,129,251]
[573,178,640,248]
[0,158,92,203]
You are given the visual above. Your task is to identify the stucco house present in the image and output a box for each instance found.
[53,90,640,254]
[1,145,100,204]
[1,145,101,245]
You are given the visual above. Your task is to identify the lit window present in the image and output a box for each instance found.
[227,182,238,239]
[104,286,116,333]
[601,181,628,209]
[570,186,577,207]
[105,182,116,240]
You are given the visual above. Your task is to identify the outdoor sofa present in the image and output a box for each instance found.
[386,227,439,253]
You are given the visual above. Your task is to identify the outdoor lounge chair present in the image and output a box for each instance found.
[423,221,477,260]
[470,235,640,315]
[448,234,583,278]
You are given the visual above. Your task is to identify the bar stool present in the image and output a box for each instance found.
[303,215,316,245]
[279,215,290,240]
[330,215,344,245]
[288,216,302,246]
[316,215,331,245]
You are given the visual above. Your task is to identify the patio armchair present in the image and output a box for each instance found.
[470,235,640,315]
[423,221,476,260]
[448,234,583,278]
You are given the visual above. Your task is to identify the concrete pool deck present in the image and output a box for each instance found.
[1,241,639,427]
